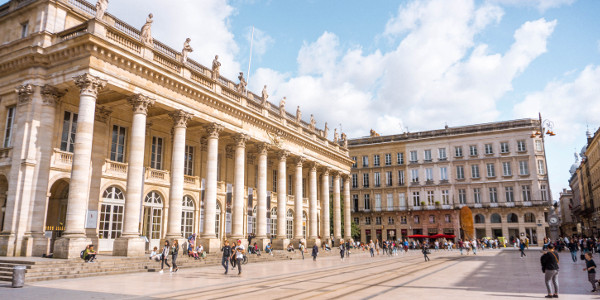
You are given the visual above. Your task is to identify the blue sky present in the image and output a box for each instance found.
[4,0,600,200]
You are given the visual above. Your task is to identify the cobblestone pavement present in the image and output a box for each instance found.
[0,248,597,299]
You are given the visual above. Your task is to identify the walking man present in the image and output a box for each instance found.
[234,240,245,275]
[520,240,527,258]
[422,245,430,262]
[568,241,578,262]
[221,240,232,274]
[312,243,319,261]
[369,240,375,257]
[541,244,559,298]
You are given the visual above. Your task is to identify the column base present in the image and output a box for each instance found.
[0,233,16,256]
[0,233,34,256]
[271,238,290,250]
[198,238,222,253]
[113,236,146,257]
[53,236,91,259]
[305,238,321,248]
[255,238,271,252]
[32,235,51,257]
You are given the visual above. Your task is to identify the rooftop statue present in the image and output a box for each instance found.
[296,106,301,123]
[181,38,193,63]
[341,132,348,148]
[212,55,221,80]
[95,0,108,20]
[140,13,153,46]
[279,97,286,116]
[309,114,316,131]
[261,85,268,106]
[237,72,247,94]
[334,128,339,143]
[324,122,329,139]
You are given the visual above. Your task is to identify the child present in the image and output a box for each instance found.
[583,252,597,292]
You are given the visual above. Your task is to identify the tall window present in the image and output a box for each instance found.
[517,140,526,152]
[427,191,434,205]
[441,190,449,205]
[486,163,495,177]
[519,161,529,175]
[398,170,405,185]
[375,216,382,225]
[425,168,433,181]
[500,142,509,153]
[373,154,380,167]
[3,106,15,148]
[363,173,369,187]
[385,171,392,186]
[469,145,478,156]
[489,187,498,203]
[363,194,371,210]
[400,216,407,224]
[384,153,392,166]
[269,207,277,236]
[362,156,369,167]
[412,192,420,206]
[286,210,293,239]
[399,192,406,207]
[541,185,548,201]
[440,167,448,181]
[458,189,466,204]
[455,146,463,157]
[181,195,195,238]
[60,111,78,152]
[484,143,493,155]
[288,174,293,195]
[397,152,404,164]
[352,174,358,188]
[522,185,531,201]
[410,150,418,162]
[110,125,127,163]
[353,217,359,225]
[456,166,465,179]
[438,148,447,160]
[537,160,545,175]
[99,186,125,240]
[184,145,194,176]
[429,215,435,224]
[471,164,480,178]
[352,194,359,212]
[473,188,481,204]
[273,170,278,192]
[424,149,432,161]
[374,194,381,211]
[414,215,420,224]
[351,156,357,168]
[502,162,512,176]
[150,136,164,169]
[411,169,419,183]
[388,217,395,225]
[535,140,543,151]
[374,172,381,187]
[505,187,514,202]
[365,217,371,225]
[387,193,393,211]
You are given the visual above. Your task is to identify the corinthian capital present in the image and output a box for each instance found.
[308,161,319,172]
[295,157,306,167]
[41,84,65,107]
[205,122,224,138]
[74,73,107,98]
[320,167,330,176]
[277,150,290,161]
[233,133,250,148]
[256,142,270,155]
[16,84,35,106]
[128,94,155,115]
[170,109,193,128]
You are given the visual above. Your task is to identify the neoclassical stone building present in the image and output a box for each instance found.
[0,0,352,258]
[349,119,552,245]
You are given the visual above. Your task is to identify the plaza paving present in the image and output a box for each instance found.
[0,248,596,299]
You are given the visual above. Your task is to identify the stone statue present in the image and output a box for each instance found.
[574,152,579,162]
[309,114,316,130]
[341,132,348,148]
[261,85,268,106]
[212,55,221,80]
[95,0,108,20]
[296,106,301,123]
[324,122,329,138]
[237,72,247,94]
[279,97,286,116]
[181,38,193,63]
[140,13,153,46]
[333,128,339,142]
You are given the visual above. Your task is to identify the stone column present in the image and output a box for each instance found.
[321,168,330,246]
[231,133,249,240]
[112,94,154,256]
[306,162,320,247]
[55,74,106,258]
[255,143,270,250]
[165,110,192,242]
[30,85,64,256]
[293,157,304,243]
[273,150,289,249]
[343,174,352,241]
[333,172,342,242]
[199,122,223,253]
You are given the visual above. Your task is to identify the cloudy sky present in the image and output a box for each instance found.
[7,0,600,200]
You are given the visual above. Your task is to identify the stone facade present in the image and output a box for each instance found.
[558,189,577,237]
[0,0,352,257]
[349,119,552,245]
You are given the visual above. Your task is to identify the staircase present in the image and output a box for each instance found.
[0,249,337,283]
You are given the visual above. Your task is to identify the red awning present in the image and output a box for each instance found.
[407,234,429,238]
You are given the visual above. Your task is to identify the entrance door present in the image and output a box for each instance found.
[142,191,164,251]
[525,227,538,245]
[508,228,519,245]
[492,228,502,239]
[98,186,125,251]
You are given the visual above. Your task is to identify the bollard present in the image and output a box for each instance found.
[12,265,26,288]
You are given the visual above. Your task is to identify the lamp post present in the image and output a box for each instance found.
[531,113,557,240]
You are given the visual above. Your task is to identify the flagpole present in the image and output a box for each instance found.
[247,26,255,95]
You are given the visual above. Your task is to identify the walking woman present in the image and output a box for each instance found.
[339,239,345,261]
[159,240,171,274]
[369,240,375,257]
[312,244,319,261]
[422,245,430,262]
[171,240,180,273]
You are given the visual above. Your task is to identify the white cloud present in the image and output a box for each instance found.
[490,0,575,12]
[247,27,274,57]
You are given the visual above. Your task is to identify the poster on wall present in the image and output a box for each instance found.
[85,210,98,229]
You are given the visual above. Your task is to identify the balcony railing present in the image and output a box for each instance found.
[52,148,73,169]
[184,175,199,187]
[145,168,170,183]
[0,147,11,165]
[103,159,128,178]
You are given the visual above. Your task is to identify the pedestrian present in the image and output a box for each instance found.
[520,240,526,258]
[422,245,430,262]
[568,241,578,263]
[159,240,171,274]
[541,244,559,298]
[234,240,245,275]
[230,240,237,270]
[458,239,464,255]
[171,239,179,273]
[221,240,232,274]
[583,252,597,292]
[375,239,380,255]
[369,240,375,257]
[300,241,305,260]
[312,244,318,261]
[339,239,345,261]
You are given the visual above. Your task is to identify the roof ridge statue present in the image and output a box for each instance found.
[212,55,221,80]
[181,38,193,63]
[140,13,153,46]
[95,0,108,20]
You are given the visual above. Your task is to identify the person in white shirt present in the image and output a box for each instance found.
[234,240,245,275]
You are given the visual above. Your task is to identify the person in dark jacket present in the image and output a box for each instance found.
[312,244,319,261]
[221,240,232,274]
[422,245,430,262]
[583,252,597,292]
[171,240,180,272]
[540,244,559,298]
[568,241,578,262]
[519,241,526,258]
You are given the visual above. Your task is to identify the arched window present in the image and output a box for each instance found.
[143,191,163,240]
[99,186,125,240]
[491,213,501,223]
[302,211,307,238]
[181,195,195,238]
[474,214,485,224]
[269,207,277,237]
[215,202,221,239]
[286,209,294,239]
[524,212,535,223]
[507,213,518,223]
